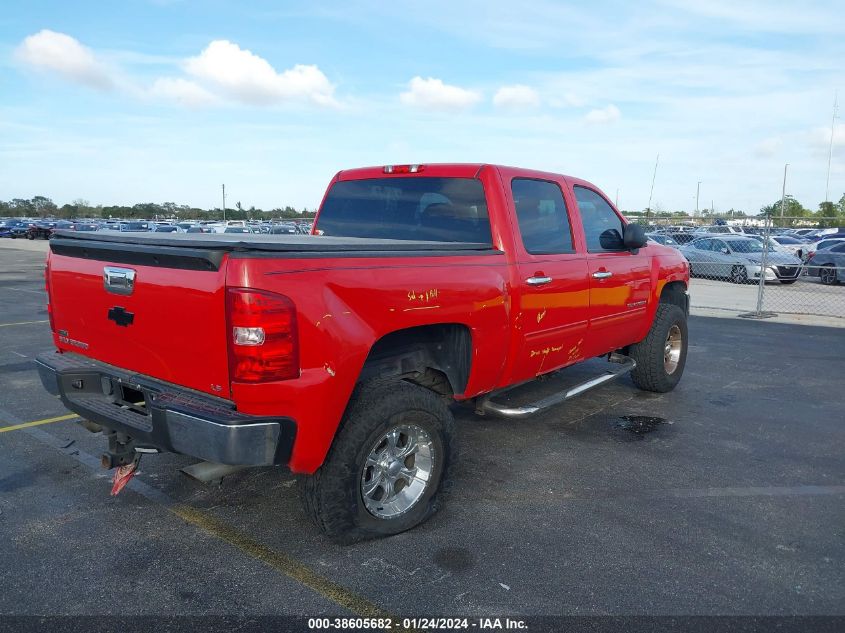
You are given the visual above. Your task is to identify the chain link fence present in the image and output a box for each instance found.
[639,217,845,320]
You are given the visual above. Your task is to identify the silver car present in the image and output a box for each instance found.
[678,236,803,284]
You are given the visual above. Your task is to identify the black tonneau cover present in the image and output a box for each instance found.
[49,230,498,271]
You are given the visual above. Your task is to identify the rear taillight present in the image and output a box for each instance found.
[226,288,299,382]
[44,262,55,332]
[806,251,815,261]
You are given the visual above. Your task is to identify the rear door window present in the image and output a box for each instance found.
[573,186,625,252]
[511,178,574,254]
[317,177,491,243]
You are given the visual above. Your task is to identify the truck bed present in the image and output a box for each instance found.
[51,230,495,252]
[50,231,498,271]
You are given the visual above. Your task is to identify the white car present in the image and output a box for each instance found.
[768,235,809,258]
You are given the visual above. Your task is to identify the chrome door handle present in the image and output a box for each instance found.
[526,276,553,286]
[592,271,613,279]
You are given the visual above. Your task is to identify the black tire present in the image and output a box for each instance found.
[628,303,688,393]
[819,265,837,285]
[298,378,456,542]
[26,233,34,240]
[730,265,748,284]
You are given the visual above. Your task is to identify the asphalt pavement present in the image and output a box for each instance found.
[1,240,843,621]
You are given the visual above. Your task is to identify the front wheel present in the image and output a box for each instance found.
[628,303,688,393]
[819,265,837,285]
[730,265,748,284]
[299,378,456,542]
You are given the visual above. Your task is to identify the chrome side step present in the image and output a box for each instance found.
[476,353,637,419]
[180,461,247,485]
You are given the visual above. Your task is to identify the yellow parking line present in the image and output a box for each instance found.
[0,413,78,433]
[0,320,49,328]
[171,504,399,621]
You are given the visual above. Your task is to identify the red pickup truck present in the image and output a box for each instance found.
[37,164,689,540]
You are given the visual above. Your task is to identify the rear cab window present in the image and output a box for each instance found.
[316,177,491,243]
[511,178,574,254]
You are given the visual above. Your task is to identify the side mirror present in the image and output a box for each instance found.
[622,223,647,250]
[599,228,625,250]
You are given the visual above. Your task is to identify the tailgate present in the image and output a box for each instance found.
[47,238,231,398]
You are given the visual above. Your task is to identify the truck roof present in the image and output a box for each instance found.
[336,163,596,190]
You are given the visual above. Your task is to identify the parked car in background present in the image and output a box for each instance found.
[10,222,35,238]
[806,242,845,285]
[768,235,810,258]
[646,232,679,247]
[678,236,803,284]
[27,220,73,240]
[662,231,697,245]
[153,224,182,233]
[802,237,845,262]
[118,221,151,232]
[185,226,214,233]
[68,222,100,232]
[0,219,26,237]
[223,226,253,234]
[270,223,298,235]
[693,225,745,235]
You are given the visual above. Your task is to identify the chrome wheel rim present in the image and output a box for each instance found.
[821,267,835,284]
[664,325,682,374]
[361,424,435,519]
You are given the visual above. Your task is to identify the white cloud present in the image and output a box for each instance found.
[15,29,113,90]
[184,40,337,106]
[549,93,586,108]
[493,84,540,109]
[754,137,782,158]
[150,78,216,108]
[584,104,621,124]
[810,123,845,148]
[400,76,481,111]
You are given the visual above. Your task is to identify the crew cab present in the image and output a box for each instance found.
[36,164,689,540]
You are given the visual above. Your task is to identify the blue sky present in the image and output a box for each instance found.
[1,0,843,213]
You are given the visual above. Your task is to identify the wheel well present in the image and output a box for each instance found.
[360,324,472,396]
[660,281,688,312]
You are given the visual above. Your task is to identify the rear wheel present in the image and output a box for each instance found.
[730,265,748,284]
[299,378,456,542]
[819,265,837,285]
[629,303,688,393]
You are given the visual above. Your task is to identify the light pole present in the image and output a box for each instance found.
[825,92,838,203]
[695,181,701,217]
[222,184,226,222]
[780,164,789,221]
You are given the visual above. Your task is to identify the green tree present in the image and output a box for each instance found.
[817,201,838,228]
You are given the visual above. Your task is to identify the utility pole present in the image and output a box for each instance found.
[222,184,226,222]
[615,188,619,208]
[780,164,789,220]
[695,181,701,217]
[825,91,838,203]
[646,153,659,222]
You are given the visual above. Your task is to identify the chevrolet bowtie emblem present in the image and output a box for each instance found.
[108,306,135,327]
